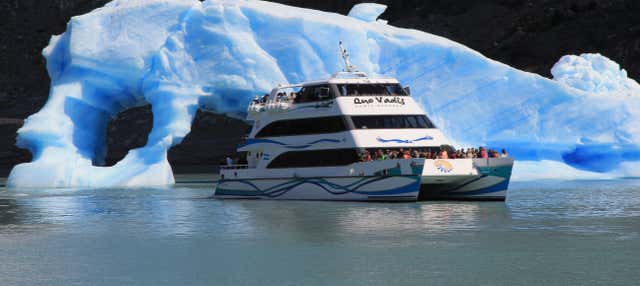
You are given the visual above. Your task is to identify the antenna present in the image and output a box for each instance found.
[339,41,358,72]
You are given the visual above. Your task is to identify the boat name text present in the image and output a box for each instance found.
[353,97,405,105]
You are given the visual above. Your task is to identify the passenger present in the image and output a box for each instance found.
[480,147,488,158]
[501,149,508,158]
[376,149,386,160]
[440,150,448,159]
[402,151,412,159]
[361,151,370,162]
[226,156,233,166]
[450,151,457,159]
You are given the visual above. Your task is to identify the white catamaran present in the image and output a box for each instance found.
[214,44,514,201]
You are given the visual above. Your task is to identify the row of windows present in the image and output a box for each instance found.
[255,116,347,138]
[255,115,435,137]
[290,83,408,104]
[267,149,360,168]
[351,115,435,129]
[337,84,408,97]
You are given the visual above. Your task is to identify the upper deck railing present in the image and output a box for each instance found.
[248,97,294,113]
[220,164,250,170]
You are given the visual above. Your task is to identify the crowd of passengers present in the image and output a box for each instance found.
[360,147,508,162]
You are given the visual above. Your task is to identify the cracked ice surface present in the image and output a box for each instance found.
[8,1,640,187]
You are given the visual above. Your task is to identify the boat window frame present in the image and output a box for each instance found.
[255,116,349,138]
[266,148,361,169]
[293,84,336,104]
[335,83,409,97]
[348,115,436,129]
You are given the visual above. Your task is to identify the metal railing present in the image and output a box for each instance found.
[220,164,249,170]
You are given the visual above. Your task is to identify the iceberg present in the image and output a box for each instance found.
[8,0,640,187]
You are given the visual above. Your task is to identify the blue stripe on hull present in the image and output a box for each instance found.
[214,175,421,201]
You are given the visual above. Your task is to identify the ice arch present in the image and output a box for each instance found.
[8,0,640,187]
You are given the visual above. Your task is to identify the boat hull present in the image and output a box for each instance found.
[214,175,422,201]
[214,158,513,202]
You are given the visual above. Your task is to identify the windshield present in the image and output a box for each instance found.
[337,84,408,96]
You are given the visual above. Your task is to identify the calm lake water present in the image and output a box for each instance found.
[1,175,639,286]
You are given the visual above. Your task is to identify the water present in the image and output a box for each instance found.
[1,175,639,286]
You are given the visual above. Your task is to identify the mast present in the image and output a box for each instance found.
[339,41,358,72]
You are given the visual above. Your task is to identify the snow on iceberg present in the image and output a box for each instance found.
[348,3,387,22]
[552,53,640,96]
[8,0,640,187]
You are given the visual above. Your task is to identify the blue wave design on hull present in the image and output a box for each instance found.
[216,176,420,199]
[376,136,433,144]
[239,138,343,149]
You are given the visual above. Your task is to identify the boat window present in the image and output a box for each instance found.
[337,84,408,96]
[267,149,360,168]
[256,116,347,138]
[350,115,435,129]
[294,85,333,103]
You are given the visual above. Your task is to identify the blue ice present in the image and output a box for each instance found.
[8,0,640,187]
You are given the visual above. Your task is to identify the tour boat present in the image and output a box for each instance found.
[213,44,514,201]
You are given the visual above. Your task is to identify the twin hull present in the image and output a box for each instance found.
[214,158,513,201]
